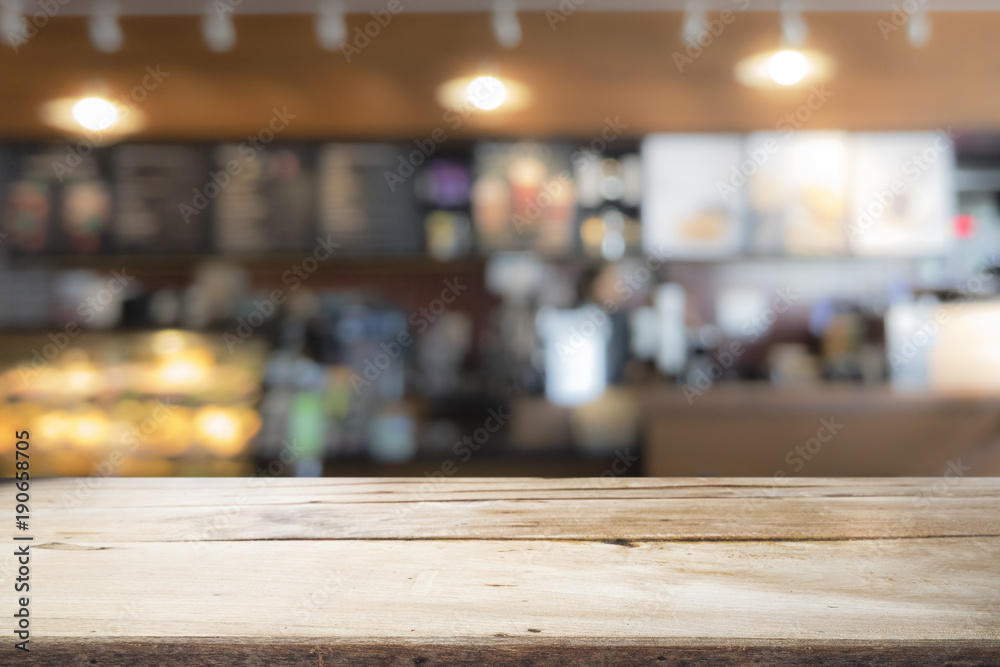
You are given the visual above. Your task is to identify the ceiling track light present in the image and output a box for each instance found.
[492,0,521,49]
[907,8,931,48]
[316,0,347,51]
[681,0,706,47]
[780,0,808,47]
[0,0,23,48]
[89,0,123,53]
[202,1,236,53]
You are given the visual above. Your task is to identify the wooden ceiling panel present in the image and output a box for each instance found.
[1,12,999,139]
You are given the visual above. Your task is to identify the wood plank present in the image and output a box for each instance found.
[32,477,1000,541]
[4,478,999,665]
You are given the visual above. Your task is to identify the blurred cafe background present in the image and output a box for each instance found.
[3,0,1000,479]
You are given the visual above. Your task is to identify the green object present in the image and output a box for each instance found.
[288,391,326,459]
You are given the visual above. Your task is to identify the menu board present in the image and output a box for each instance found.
[746,131,849,256]
[848,132,953,257]
[1,145,113,255]
[213,144,316,254]
[416,158,472,210]
[318,144,423,255]
[641,134,745,258]
[114,145,210,253]
[472,142,576,255]
[415,157,474,261]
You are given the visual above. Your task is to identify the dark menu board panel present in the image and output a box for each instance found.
[213,144,316,254]
[114,145,210,253]
[318,143,423,255]
[1,145,113,255]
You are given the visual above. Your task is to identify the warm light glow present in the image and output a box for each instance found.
[158,359,205,386]
[73,412,109,448]
[200,410,239,442]
[467,76,507,111]
[41,96,143,137]
[151,330,187,356]
[71,97,119,131]
[768,50,809,86]
[156,351,213,388]
[195,407,246,456]
[734,49,833,89]
[65,371,96,396]
[436,76,529,113]
[38,412,69,442]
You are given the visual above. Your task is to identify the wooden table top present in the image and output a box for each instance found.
[8,477,1000,665]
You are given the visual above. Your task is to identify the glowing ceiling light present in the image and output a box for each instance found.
[71,96,119,131]
[768,49,809,86]
[734,48,833,89]
[41,96,143,137]
[734,4,830,90]
[436,75,528,113]
[468,75,506,111]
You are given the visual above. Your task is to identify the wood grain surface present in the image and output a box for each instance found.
[4,477,999,665]
[6,13,1000,140]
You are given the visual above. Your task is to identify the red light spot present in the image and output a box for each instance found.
[954,214,976,238]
